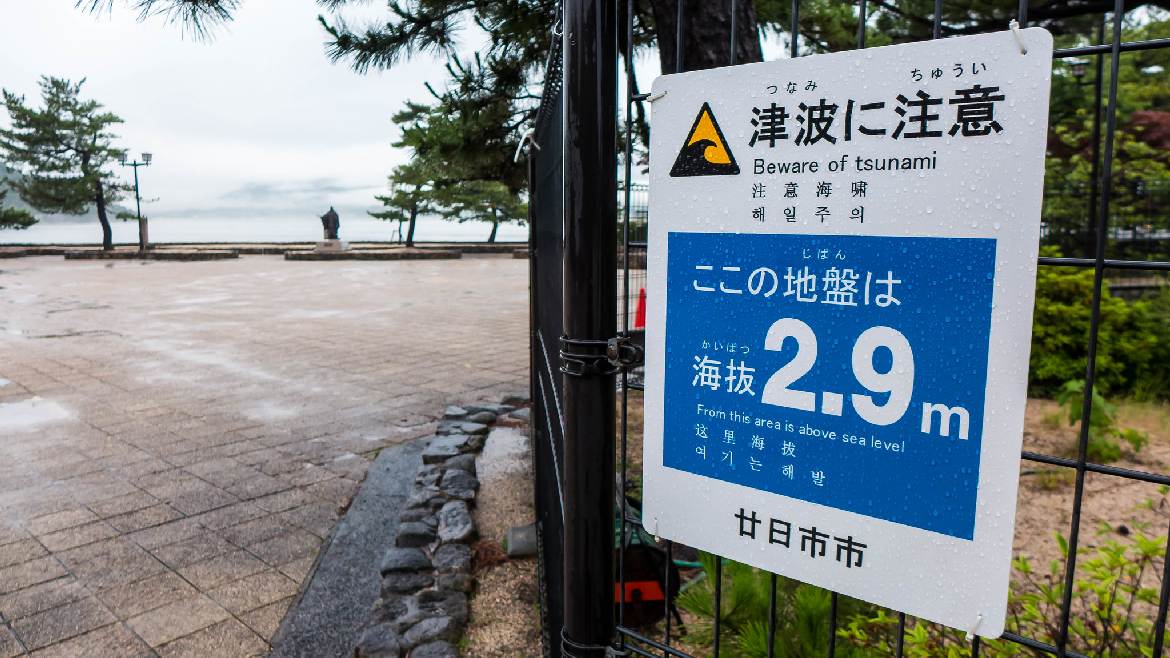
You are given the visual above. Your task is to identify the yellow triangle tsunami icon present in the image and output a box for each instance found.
[670,102,740,177]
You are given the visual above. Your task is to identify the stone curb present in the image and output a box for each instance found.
[354,394,531,658]
[62,249,240,260]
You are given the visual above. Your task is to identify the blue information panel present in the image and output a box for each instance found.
[663,232,996,539]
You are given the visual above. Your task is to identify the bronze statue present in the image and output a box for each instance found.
[320,206,340,240]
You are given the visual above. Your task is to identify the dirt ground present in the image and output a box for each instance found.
[463,419,542,657]
[1013,397,1170,581]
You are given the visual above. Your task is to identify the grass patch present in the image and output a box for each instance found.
[1033,468,1075,491]
[1041,409,1065,431]
[1117,399,1170,439]
[618,388,645,494]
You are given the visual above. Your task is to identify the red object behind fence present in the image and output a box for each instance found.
[634,288,646,329]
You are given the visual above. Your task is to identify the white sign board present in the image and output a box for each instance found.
[642,28,1053,637]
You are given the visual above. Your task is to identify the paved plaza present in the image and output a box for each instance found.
[0,255,529,657]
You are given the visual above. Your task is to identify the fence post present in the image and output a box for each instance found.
[560,0,617,655]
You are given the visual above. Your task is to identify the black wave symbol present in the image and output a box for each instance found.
[669,138,740,177]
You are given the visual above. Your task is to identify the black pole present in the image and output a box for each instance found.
[729,0,738,66]
[132,164,145,252]
[789,0,799,58]
[560,0,617,655]
[856,0,867,49]
[133,165,142,222]
[1085,16,1106,259]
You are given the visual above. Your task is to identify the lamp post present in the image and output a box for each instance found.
[1069,20,1107,258]
[120,152,152,252]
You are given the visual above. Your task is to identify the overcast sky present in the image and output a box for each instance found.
[0,1,462,221]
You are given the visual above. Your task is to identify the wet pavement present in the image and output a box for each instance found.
[0,255,528,657]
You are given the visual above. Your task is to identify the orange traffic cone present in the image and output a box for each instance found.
[634,287,647,329]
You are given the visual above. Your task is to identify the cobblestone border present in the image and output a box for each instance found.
[355,395,528,658]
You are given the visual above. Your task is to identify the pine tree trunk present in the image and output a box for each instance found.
[651,0,762,73]
[406,205,418,248]
[95,180,113,251]
[486,206,500,242]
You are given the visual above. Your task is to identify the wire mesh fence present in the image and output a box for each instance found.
[530,1,1170,657]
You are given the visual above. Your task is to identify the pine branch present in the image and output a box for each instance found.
[77,0,240,39]
[318,1,476,73]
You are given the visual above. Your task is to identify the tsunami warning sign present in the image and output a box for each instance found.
[641,28,1054,637]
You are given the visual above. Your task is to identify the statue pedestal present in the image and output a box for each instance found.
[314,239,350,253]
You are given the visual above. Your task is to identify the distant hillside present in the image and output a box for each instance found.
[1,162,131,224]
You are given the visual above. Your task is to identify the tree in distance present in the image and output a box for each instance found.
[0,77,126,250]
[0,187,37,230]
[373,55,529,243]
[1042,12,1170,260]
[369,159,436,248]
[435,178,527,243]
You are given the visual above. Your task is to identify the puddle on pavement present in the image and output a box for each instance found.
[168,294,233,306]
[283,309,345,319]
[140,339,278,382]
[243,400,299,422]
[0,397,73,433]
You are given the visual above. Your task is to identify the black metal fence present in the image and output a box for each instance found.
[1043,178,1170,263]
[529,2,1170,657]
[529,24,566,656]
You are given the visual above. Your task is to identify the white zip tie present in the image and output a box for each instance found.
[965,613,984,641]
[646,90,668,103]
[1009,19,1028,55]
[512,130,540,163]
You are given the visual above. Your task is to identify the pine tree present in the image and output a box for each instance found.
[0,187,36,230]
[435,179,527,243]
[375,56,529,241]
[369,159,435,247]
[0,77,126,250]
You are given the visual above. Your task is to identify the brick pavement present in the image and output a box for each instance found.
[0,255,528,657]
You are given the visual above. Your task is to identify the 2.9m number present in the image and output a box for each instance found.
[760,317,969,438]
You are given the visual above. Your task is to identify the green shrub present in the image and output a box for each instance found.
[1054,380,1149,463]
[1029,248,1170,400]
[676,527,1167,657]
[676,554,867,658]
[841,525,1167,657]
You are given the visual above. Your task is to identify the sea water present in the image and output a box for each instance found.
[0,213,529,245]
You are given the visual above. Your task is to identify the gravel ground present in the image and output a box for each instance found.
[463,421,542,656]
